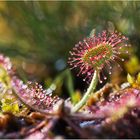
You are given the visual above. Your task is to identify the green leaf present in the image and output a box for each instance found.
[127,73,134,84]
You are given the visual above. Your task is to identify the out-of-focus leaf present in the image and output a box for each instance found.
[1,99,19,113]
[136,72,140,84]
[71,90,81,104]
[89,28,96,37]
[127,73,134,85]
[125,56,140,74]
[65,70,75,101]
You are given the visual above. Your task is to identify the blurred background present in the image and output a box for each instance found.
[0,1,140,101]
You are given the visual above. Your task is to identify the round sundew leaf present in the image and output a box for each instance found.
[11,77,63,115]
[68,30,128,83]
[0,54,63,115]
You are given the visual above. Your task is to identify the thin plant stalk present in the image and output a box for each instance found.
[71,70,98,113]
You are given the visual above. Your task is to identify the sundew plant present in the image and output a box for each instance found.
[1,27,140,139]
[1,1,140,139]
[68,30,129,112]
